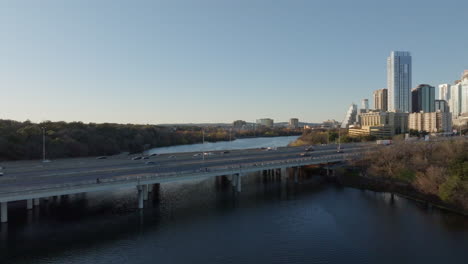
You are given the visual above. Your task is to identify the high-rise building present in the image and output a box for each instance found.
[361,99,369,111]
[256,118,274,128]
[341,104,357,128]
[438,84,451,101]
[373,88,388,111]
[387,51,412,112]
[409,111,452,133]
[289,118,299,129]
[435,100,449,112]
[411,84,435,113]
[348,111,408,138]
[450,82,463,117]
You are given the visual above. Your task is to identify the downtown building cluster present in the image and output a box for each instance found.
[342,51,465,138]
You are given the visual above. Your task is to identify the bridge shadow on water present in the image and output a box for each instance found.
[1,170,467,264]
[0,171,327,263]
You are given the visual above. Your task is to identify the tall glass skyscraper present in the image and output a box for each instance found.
[387,51,412,112]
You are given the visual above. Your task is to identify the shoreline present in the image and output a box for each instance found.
[328,169,468,216]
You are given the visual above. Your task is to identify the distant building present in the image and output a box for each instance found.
[411,84,435,113]
[387,51,412,112]
[341,104,358,128]
[409,111,452,133]
[438,84,451,101]
[321,119,340,129]
[232,120,247,129]
[445,71,468,121]
[289,118,299,129]
[361,99,369,111]
[373,88,388,111]
[435,100,449,112]
[349,111,408,138]
[256,118,274,128]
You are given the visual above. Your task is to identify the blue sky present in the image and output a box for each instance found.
[1,0,467,124]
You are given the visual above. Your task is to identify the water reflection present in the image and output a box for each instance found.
[0,172,467,264]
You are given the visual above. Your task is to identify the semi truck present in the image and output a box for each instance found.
[376,139,392,145]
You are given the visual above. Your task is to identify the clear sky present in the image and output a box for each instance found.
[1,0,467,124]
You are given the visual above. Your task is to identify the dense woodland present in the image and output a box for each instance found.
[0,120,301,161]
[358,139,468,212]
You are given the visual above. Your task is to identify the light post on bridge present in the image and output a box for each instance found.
[41,126,46,162]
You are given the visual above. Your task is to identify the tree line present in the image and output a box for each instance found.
[0,120,301,160]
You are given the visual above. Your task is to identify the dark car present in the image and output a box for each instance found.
[132,156,143,160]
[299,152,311,157]
[96,156,107,160]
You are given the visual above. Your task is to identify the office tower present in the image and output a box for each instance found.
[438,84,451,101]
[373,88,388,111]
[409,111,452,133]
[450,82,463,117]
[288,118,299,129]
[361,99,369,111]
[256,118,274,128]
[435,100,449,112]
[341,103,357,128]
[387,51,412,112]
[411,84,435,113]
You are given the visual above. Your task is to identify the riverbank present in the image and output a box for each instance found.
[325,138,468,216]
[329,168,468,216]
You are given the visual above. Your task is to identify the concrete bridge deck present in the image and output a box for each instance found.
[0,143,371,222]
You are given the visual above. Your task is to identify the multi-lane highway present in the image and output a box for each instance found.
[0,142,371,222]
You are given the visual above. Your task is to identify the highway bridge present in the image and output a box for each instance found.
[0,143,370,223]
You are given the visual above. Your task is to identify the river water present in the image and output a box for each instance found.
[147,136,300,154]
[0,136,467,264]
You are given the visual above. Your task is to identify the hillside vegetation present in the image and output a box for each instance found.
[356,139,468,211]
[0,119,300,160]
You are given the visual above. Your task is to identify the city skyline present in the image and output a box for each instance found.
[1,1,468,124]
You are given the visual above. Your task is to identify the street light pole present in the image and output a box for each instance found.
[41,127,46,162]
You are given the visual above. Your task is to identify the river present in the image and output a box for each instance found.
[146,136,300,154]
[0,136,467,264]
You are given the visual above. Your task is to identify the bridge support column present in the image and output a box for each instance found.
[27,199,33,210]
[232,174,238,187]
[148,184,153,193]
[294,167,299,184]
[34,198,40,207]
[143,185,149,201]
[137,186,144,209]
[236,174,242,193]
[281,168,287,180]
[1,202,7,223]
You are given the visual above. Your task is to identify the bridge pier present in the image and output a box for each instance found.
[143,185,149,201]
[148,184,153,193]
[1,202,7,223]
[236,173,242,193]
[27,199,33,210]
[281,168,287,180]
[137,186,144,209]
[34,198,40,207]
[294,167,299,184]
[232,174,238,187]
